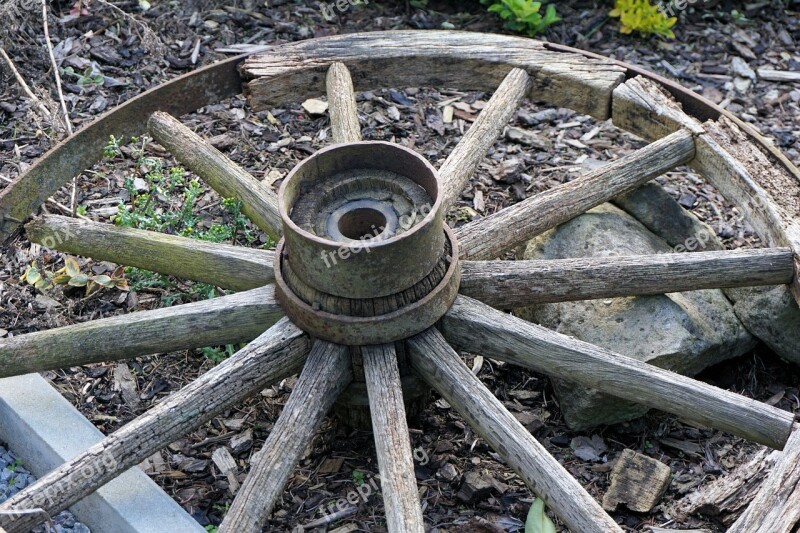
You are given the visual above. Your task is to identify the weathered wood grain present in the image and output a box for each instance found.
[220,341,351,532]
[26,215,274,291]
[459,248,795,308]
[242,31,625,120]
[147,111,282,239]
[326,62,361,144]
[602,449,671,513]
[439,68,530,211]
[612,76,800,300]
[363,344,425,533]
[728,424,800,533]
[440,296,794,449]
[674,447,777,526]
[407,328,622,533]
[0,285,283,378]
[612,76,705,141]
[454,129,696,260]
[0,319,309,533]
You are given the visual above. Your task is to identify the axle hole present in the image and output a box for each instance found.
[338,208,387,240]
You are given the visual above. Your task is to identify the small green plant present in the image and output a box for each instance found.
[20,257,128,295]
[730,9,748,23]
[201,344,236,364]
[8,458,23,473]
[62,66,104,86]
[352,470,366,486]
[204,526,218,533]
[106,135,269,304]
[104,134,123,159]
[481,0,560,36]
[610,0,677,38]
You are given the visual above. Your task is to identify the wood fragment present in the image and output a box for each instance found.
[673,447,776,526]
[728,424,800,533]
[459,248,795,308]
[439,68,530,210]
[454,129,696,260]
[212,448,240,495]
[363,344,425,533]
[147,111,282,240]
[112,363,140,408]
[219,341,351,533]
[26,215,274,291]
[0,319,309,533]
[407,327,622,533]
[0,285,283,379]
[602,449,671,513]
[440,296,794,449]
[757,69,800,83]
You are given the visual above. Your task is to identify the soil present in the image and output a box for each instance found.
[1,1,799,532]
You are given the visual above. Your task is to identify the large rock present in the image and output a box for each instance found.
[516,204,756,430]
[726,286,800,364]
[613,182,800,365]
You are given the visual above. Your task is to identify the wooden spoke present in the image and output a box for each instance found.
[326,62,361,143]
[0,286,283,379]
[439,68,530,211]
[363,344,425,533]
[454,129,696,260]
[440,296,794,449]
[728,423,800,533]
[460,248,796,308]
[147,111,282,240]
[407,328,621,533]
[0,318,309,533]
[26,215,274,291]
[220,341,351,533]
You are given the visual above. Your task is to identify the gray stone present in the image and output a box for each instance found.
[516,204,755,430]
[611,182,723,252]
[726,285,800,364]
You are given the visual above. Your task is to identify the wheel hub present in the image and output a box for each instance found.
[273,141,461,346]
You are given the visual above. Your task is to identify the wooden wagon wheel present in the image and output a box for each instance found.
[1,31,799,532]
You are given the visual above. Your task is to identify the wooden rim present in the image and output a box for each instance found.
[1,30,798,533]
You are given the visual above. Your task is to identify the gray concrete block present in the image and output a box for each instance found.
[0,373,204,533]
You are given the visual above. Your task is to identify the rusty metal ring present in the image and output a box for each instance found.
[274,225,461,345]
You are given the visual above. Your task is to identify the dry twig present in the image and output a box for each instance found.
[40,0,78,216]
